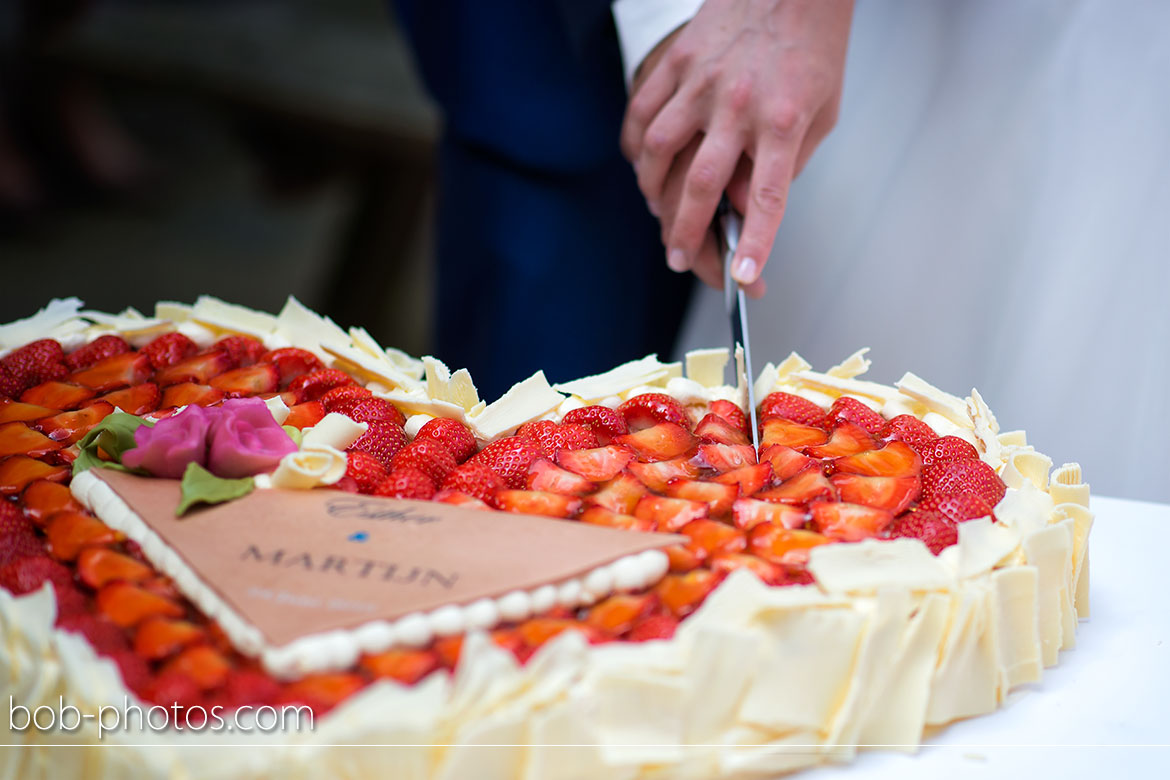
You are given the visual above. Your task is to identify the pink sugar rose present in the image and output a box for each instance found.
[206,397,298,478]
[122,404,216,479]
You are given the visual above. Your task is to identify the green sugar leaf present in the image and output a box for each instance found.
[177,462,254,517]
[73,412,154,476]
[282,425,303,448]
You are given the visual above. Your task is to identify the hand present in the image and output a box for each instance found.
[622,0,854,296]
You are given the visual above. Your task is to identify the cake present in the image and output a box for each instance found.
[0,296,1092,779]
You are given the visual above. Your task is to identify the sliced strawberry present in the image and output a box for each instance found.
[159,383,225,410]
[516,619,604,650]
[708,552,788,586]
[681,518,746,557]
[915,435,979,467]
[20,381,97,411]
[759,391,826,426]
[45,510,123,561]
[585,472,649,514]
[154,351,234,387]
[693,413,749,446]
[760,417,829,449]
[809,501,894,542]
[756,464,836,505]
[96,581,184,627]
[921,458,1006,507]
[261,348,324,386]
[628,613,679,641]
[361,648,441,684]
[279,673,366,713]
[653,570,723,617]
[889,510,958,554]
[97,383,160,415]
[712,461,773,497]
[469,436,541,489]
[141,333,197,370]
[414,418,477,463]
[441,461,503,505]
[343,397,406,427]
[805,421,874,458]
[288,368,353,403]
[747,522,830,565]
[161,645,231,690]
[0,455,67,495]
[557,444,634,482]
[633,494,708,532]
[284,401,327,430]
[35,402,114,445]
[618,393,691,431]
[133,617,205,661]
[880,414,939,448]
[21,480,81,524]
[579,505,655,532]
[830,473,920,514]
[374,466,437,500]
[918,491,996,523]
[496,489,581,518]
[665,478,738,518]
[69,352,152,393]
[211,335,265,368]
[526,458,595,495]
[0,400,57,424]
[832,440,922,478]
[585,593,658,637]
[665,542,705,572]
[432,489,491,508]
[732,498,808,531]
[759,444,816,482]
[709,399,749,436]
[0,421,63,459]
[825,396,885,435]
[560,405,629,444]
[210,364,279,397]
[345,450,387,494]
[65,335,131,371]
[615,422,698,462]
[626,456,700,492]
[691,442,756,473]
[77,546,154,588]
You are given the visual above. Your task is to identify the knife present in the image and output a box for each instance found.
[717,198,760,452]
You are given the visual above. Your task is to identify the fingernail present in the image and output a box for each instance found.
[732,256,758,284]
[667,249,689,272]
[647,199,660,217]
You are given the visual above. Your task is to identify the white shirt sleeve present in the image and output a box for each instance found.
[612,0,704,88]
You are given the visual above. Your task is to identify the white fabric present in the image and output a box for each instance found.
[612,0,703,86]
[678,0,1170,503]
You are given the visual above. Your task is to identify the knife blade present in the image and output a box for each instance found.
[717,198,760,452]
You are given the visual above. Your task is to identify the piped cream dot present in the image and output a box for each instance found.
[497,591,533,622]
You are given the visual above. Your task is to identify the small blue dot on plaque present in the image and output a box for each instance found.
[348,531,369,543]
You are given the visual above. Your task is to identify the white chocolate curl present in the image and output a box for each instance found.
[301,412,368,451]
[264,395,291,425]
[269,445,348,489]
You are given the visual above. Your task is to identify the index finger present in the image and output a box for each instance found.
[729,136,798,287]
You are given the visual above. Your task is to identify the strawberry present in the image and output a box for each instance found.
[414,417,477,463]
[288,368,353,403]
[361,648,440,685]
[691,443,756,473]
[711,462,773,497]
[618,393,690,431]
[284,401,326,430]
[159,383,225,410]
[585,472,649,514]
[880,414,938,448]
[615,422,698,462]
[391,439,457,485]
[746,523,830,565]
[809,501,894,542]
[526,458,595,495]
[921,458,1006,507]
[517,420,598,459]
[211,335,265,368]
[0,366,22,399]
[154,351,234,386]
[653,570,723,617]
[107,650,151,694]
[374,467,436,500]
[96,581,185,628]
[626,457,700,492]
[45,510,122,561]
[0,553,73,594]
[345,450,387,494]
[0,421,63,459]
[210,364,279,397]
[889,510,958,554]
[261,348,324,386]
[634,494,708,532]
[732,498,808,531]
[916,435,980,467]
[918,491,996,523]
[97,383,161,415]
[830,473,921,514]
[56,613,130,654]
[144,670,204,708]
[759,391,826,426]
[470,436,541,489]
[141,332,197,370]
[0,455,68,495]
[69,352,152,392]
[579,505,655,532]
[825,396,886,435]
[557,444,634,482]
[0,499,31,535]
[65,335,131,371]
[804,421,875,458]
[348,419,408,469]
[220,668,282,708]
[440,461,503,505]
[0,400,57,424]
[495,489,582,518]
[0,530,43,567]
[343,398,406,427]
[693,413,749,446]
[709,399,749,436]
[665,478,738,517]
[133,617,205,661]
[759,444,816,482]
[628,613,679,641]
[680,518,746,557]
[1,339,67,395]
[20,381,96,411]
[756,464,836,505]
[560,405,629,444]
[760,417,829,449]
[77,547,154,589]
[585,593,658,637]
[708,552,789,586]
[318,385,373,414]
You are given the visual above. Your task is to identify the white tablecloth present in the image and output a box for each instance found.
[802,495,1170,778]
